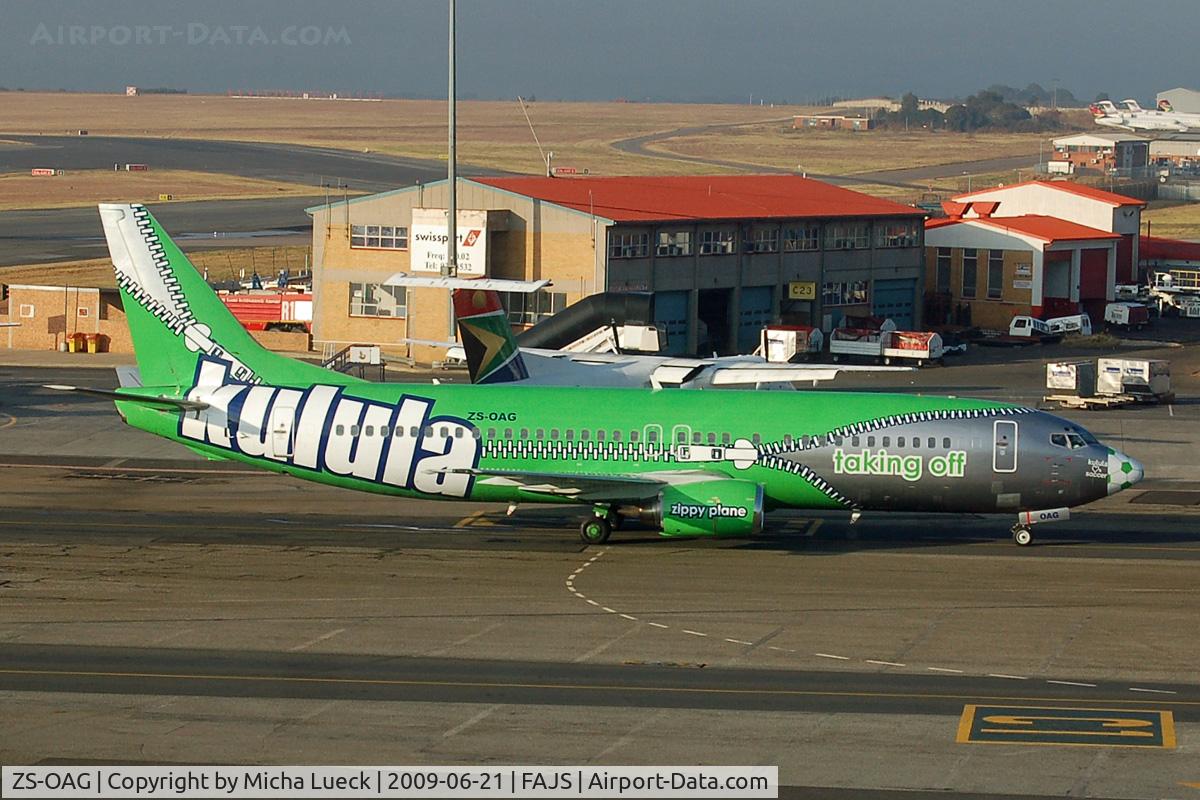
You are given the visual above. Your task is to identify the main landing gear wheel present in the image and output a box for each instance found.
[580,516,612,545]
[1012,525,1033,546]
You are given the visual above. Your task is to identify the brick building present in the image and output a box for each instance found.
[1050,133,1149,174]
[1,284,133,353]
[307,175,926,362]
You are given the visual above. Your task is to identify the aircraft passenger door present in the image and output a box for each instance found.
[992,420,1018,473]
[670,424,693,460]
[643,424,663,459]
[269,403,296,459]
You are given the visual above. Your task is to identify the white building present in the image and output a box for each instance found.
[953,180,1144,283]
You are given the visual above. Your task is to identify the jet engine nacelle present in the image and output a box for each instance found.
[637,479,765,537]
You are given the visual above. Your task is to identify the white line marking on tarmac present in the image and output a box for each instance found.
[586,599,599,606]
[601,607,616,614]
[815,653,850,660]
[441,704,500,739]
[682,630,707,637]
[768,646,795,653]
[619,614,638,621]
[927,667,964,674]
[287,627,346,652]
[866,660,905,667]
[1129,687,1176,694]
[988,674,1029,680]
[648,622,669,629]
[1047,680,1097,688]
[725,638,753,645]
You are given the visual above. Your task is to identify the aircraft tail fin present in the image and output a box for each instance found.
[451,287,529,384]
[99,203,341,389]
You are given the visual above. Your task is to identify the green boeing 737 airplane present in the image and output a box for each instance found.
[54,204,1144,547]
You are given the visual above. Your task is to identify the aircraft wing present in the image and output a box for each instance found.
[430,467,721,501]
[707,363,914,386]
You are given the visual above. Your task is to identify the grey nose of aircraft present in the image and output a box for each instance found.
[1107,449,1144,495]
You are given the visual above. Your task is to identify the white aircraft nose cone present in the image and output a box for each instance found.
[1107,450,1144,495]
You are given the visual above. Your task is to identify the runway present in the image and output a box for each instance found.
[0,135,502,266]
[4,643,1197,716]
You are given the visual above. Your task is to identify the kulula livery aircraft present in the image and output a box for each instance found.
[57,204,1144,546]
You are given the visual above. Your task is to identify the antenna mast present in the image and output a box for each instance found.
[518,95,551,176]
[445,0,457,277]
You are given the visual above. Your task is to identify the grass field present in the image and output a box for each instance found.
[645,124,1057,176]
[0,169,322,211]
[1,245,311,289]
[1,92,824,176]
[0,92,1069,180]
[1144,202,1200,240]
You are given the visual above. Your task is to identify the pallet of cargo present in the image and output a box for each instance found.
[1043,393,1136,409]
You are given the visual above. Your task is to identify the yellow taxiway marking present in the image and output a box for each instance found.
[958,704,1175,749]
[0,668,1195,708]
[453,511,489,529]
[1179,782,1200,789]
[0,414,17,430]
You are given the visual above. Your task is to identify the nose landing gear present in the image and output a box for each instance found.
[1011,523,1034,546]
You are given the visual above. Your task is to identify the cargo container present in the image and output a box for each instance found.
[1046,361,1096,398]
[760,325,823,362]
[1097,358,1172,399]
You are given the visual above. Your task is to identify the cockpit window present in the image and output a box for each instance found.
[1051,432,1087,449]
[1073,428,1100,445]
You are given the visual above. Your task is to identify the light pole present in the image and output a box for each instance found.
[445,0,457,277]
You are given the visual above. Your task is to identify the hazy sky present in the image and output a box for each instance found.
[1,0,1196,103]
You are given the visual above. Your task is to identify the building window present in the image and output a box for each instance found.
[822,280,869,306]
[608,232,649,259]
[19,304,35,318]
[699,229,735,255]
[935,247,952,293]
[824,222,870,250]
[348,282,407,317]
[656,231,693,257]
[987,251,1004,299]
[498,290,567,325]
[962,248,978,298]
[751,227,779,253]
[350,224,408,249]
[783,223,820,251]
[876,220,918,248]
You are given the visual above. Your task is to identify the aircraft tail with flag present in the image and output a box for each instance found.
[451,287,529,384]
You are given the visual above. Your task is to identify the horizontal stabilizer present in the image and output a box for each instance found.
[381,275,551,292]
[44,384,209,411]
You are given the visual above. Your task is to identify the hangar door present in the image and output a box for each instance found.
[737,286,774,354]
[654,290,690,355]
[872,278,916,329]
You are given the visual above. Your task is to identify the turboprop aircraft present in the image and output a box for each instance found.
[53,203,1144,547]
[431,279,911,390]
